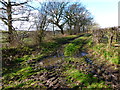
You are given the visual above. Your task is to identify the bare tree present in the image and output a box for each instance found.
[41,2,68,35]
[65,3,93,34]
[33,12,48,45]
[0,0,30,46]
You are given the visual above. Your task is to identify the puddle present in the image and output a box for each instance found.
[85,58,93,64]
[38,48,64,67]
[81,52,93,64]
[81,52,88,56]
[39,56,63,66]
[38,51,93,67]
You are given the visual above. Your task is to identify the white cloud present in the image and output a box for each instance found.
[3,0,28,3]
[0,21,7,30]
[82,0,119,28]
[35,0,80,2]
[95,14,118,28]
[81,0,119,3]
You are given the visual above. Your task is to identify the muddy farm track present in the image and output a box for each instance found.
[2,34,120,89]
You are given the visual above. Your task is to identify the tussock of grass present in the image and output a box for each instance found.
[64,36,85,57]
[92,44,120,64]
[64,68,108,88]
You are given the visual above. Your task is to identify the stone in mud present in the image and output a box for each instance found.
[53,83,60,89]
[39,62,44,66]
[47,77,57,83]
[49,79,58,87]
[47,74,57,79]
[39,75,47,81]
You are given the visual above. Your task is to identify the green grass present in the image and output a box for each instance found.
[64,36,86,57]
[92,44,120,64]
[87,81,109,88]
[64,68,108,88]
[84,35,120,65]
[4,79,36,89]
[2,34,80,89]
[3,33,114,89]
[64,43,79,56]
[62,35,109,88]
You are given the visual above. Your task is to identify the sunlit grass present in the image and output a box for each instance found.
[92,44,120,64]
[64,68,108,88]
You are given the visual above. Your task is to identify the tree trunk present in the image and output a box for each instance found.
[83,26,85,32]
[73,25,77,34]
[61,28,64,35]
[68,25,72,35]
[109,35,113,47]
[7,1,14,45]
[115,31,118,43]
[78,26,81,33]
[58,25,64,35]
[53,24,55,36]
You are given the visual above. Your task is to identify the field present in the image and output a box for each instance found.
[1,1,120,89]
[1,30,120,89]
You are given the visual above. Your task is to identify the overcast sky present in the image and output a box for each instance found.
[0,0,119,30]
